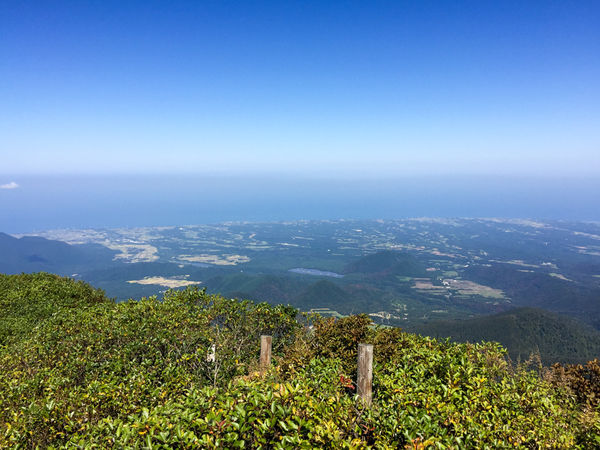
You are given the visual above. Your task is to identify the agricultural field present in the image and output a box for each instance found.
[5,218,600,330]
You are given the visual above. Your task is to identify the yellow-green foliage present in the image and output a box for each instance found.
[0,272,108,345]
[0,273,596,448]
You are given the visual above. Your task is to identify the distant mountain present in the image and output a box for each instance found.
[0,232,117,274]
[411,307,600,365]
[205,273,309,305]
[293,279,353,312]
[465,264,600,329]
[293,279,392,315]
[207,274,393,316]
[343,251,426,277]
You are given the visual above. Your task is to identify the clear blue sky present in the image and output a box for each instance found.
[1,0,599,176]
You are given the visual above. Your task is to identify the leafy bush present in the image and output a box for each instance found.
[547,359,600,446]
[69,359,370,448]
[373,337,576,447]
[0,274,596,447]
[549,359,600,408]
[0,272,109,345]
[0,282,298,447]
[282,313,373,376]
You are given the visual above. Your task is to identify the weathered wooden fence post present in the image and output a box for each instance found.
[357,343,373,406]
[260,335,272,372]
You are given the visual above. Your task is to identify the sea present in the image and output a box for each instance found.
[1,174,599,234]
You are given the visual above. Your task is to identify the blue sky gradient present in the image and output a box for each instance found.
[1,0,599,176]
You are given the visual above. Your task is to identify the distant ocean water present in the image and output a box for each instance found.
[1,174,599,233]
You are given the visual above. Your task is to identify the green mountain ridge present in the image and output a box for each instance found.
[4,220,600,334]
[206,273,307,305]
[0,232,117,274]
[465,264,600,328]
[411,307,600,365]
[295,279,349,310]
[343,250,427,277]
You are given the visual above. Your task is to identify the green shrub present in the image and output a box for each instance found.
[0,275,594,447]
[0,272,109,345]
[281,313,374,376]
[0,285,298,447]
[69,359,370,448]
[373,336,577,447]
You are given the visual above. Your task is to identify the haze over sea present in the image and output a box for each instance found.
[2,2,599,234]
[1,174,599,234]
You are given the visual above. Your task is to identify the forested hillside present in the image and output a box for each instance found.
[412,307,600,365]
[6,219,600,334]
[1,273,599,447]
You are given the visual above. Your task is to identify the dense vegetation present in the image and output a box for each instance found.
[1,273,599,447]
[342,250,426,277]
[0,272,109,345]
[412,307,600,365]
[465,264,600,329]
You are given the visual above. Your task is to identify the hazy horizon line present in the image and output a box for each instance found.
[2,171,599,181]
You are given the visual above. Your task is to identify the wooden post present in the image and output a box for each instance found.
[357,343,373,406]
[260,335,272,372]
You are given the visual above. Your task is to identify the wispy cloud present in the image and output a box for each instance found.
[0,181,19,190]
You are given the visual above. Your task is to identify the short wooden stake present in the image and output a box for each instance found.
[260,335,272,372]
[357,343,373,406]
